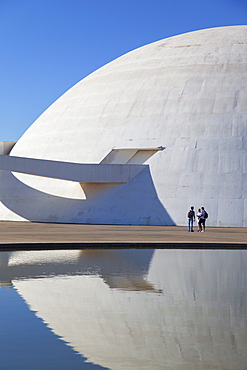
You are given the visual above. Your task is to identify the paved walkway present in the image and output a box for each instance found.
[0,221,246,250]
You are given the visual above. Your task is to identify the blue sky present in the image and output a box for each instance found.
[1,0,247,141]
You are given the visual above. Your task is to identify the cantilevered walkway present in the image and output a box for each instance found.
[0,222,246,250]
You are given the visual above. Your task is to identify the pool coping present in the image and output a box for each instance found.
[0,242,246,251]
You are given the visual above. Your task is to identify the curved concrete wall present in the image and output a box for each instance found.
[0,26,246,226]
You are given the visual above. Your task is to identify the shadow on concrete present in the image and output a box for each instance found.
[0,166,174,225]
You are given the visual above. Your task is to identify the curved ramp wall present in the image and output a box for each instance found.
[0,26,246,226]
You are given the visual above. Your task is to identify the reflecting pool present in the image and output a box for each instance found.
[0,249,247,370]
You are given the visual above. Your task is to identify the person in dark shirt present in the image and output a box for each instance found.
[199,206,207,232]
[187,206,195,232]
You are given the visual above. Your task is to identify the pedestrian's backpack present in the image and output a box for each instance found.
[204,211,208,219]
[188,210,193,218]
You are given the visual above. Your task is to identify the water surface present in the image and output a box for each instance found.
[0,249,247,369]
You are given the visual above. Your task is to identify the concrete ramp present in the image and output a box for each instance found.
[0,155,146,183]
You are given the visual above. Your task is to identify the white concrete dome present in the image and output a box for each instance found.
[1,25,247,226]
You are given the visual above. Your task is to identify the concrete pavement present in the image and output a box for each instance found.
[0,221,246,250]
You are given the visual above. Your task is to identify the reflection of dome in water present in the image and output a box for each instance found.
[11,249,247,369]
[1,26,247,226]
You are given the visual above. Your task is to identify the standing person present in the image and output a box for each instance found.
[187,206,195,232]
[199,206,207,232]
[197,208,202,232]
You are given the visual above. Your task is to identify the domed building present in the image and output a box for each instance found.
[0,26,246,226]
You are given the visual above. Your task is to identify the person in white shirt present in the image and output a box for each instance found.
[197,208,202,232]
